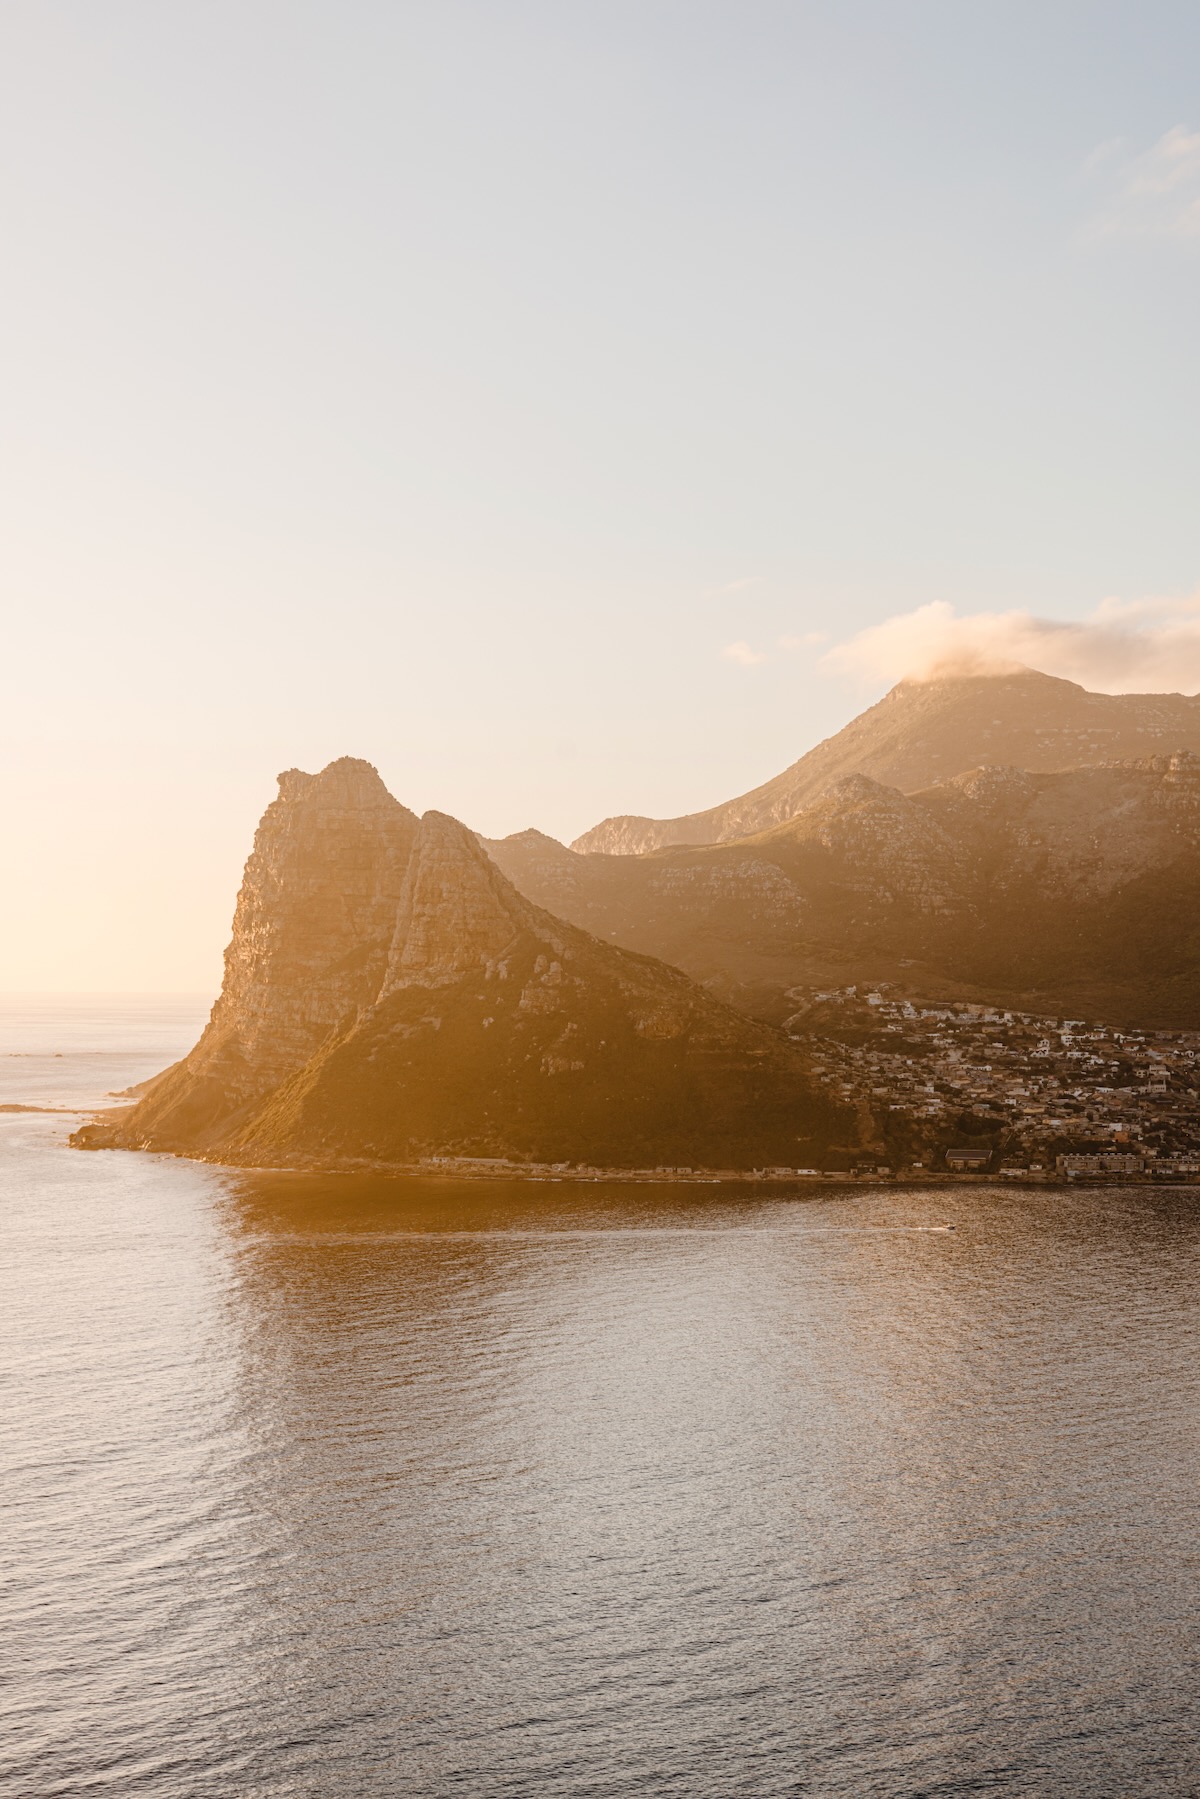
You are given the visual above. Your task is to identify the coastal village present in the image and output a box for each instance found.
[788,985,1200,1181]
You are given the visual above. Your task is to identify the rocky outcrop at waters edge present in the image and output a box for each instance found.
[104,759,419,1148]
[76,761,842,1170]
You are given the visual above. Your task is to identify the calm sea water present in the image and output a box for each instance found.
[4,996,1200,1796]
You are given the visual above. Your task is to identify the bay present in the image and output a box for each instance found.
[3,996,1199,1796]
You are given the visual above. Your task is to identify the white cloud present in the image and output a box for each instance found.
[823,595,1200,694]
[722,639,767,666]
[1084,124,1200,241]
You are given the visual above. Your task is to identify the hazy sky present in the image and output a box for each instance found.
[4,1,1200,990]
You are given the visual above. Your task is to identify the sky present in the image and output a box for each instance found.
[3,1,1200,991]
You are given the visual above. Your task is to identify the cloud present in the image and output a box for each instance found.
[779,630,830,650]
[1081,137,1126,177]
[1084,125,1200,241]
[823,595,1200,694]
[709,576,760,596]
[722,639,768,666]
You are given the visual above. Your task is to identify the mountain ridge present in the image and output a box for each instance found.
[489,750,1200,1029]
[571,668,1200,854]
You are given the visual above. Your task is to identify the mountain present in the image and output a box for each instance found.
[119,757,419,1147]
[571,668,1200,854]
[488,752,1200,1029]
[81,764,842,1170]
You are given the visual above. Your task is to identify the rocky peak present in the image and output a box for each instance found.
[381,811,554,994]
[791,774,946,852]
[815,773,898,807]
[492,828,569,854]
[218,758,419,1063]
[479,828,585,905]
[117,758,420,1146]
[273,756,394,806]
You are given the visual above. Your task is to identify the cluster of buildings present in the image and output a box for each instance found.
[792,985,1200,1180]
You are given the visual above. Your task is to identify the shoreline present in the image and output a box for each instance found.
[63,1120,1200,1190]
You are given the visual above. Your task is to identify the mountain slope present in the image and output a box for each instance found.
[87,770,842,1170]
[489,753,1200,1028]
[571,668,1200,854]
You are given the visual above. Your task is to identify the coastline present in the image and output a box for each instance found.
[65,1117,1200,1189]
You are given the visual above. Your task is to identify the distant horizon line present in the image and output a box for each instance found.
[0,990,217,999]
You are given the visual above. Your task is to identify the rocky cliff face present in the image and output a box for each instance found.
[571,668,1200,854]
[90,765,840,1169]
[116,759,418,1149]
[381,812,548,995]
[772,774,967,911]
[920,756,1200,899]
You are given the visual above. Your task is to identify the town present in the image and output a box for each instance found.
[789,985,1200,1180]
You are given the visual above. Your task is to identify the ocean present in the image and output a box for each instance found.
[3,995,1200,1796]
